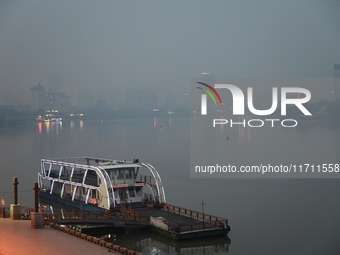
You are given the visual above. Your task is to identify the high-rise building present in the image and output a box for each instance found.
[46,92,70,112]
[30,83,46,110]
[124,88,158,110]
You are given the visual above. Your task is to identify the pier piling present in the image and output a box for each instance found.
[10,177,21,220]
[30,182,43,228]
[33,182,39,212]
[13,177,19,205]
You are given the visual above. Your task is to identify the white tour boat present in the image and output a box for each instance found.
[38,157,166,211]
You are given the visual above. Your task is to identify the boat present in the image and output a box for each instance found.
[38,157,166,211]
[36,116,63,122]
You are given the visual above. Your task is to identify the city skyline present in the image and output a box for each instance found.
[5,81,184,113]
[2,63,340,113]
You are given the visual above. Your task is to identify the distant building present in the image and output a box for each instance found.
[46,92,70,112]
[29,82,71,112]
[124,88,158,110]
[91,90,123,111]
[165,94,176,111]
[6,104,32,112]
[30,83,46,110]
[110,90,122,111]
[95,92,111,109]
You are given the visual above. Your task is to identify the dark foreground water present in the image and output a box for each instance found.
[0,117,339,254]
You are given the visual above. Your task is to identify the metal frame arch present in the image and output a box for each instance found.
[139,163,166,204]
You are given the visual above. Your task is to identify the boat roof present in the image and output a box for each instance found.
[41,157,146,169]
[99,164,143,169]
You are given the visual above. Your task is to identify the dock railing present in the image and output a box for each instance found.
[162,203,229,233]
[41,206,149,226]
[0,206,33,219]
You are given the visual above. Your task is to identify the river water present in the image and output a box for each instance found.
[0,117,339,254]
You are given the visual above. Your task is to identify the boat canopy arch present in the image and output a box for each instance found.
[38,157,166,209]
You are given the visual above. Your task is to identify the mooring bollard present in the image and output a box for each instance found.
[10,177,21,220]
[30,182,43,228]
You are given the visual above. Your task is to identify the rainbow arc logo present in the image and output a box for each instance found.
[196,82,223,115]
[196,82,223,106]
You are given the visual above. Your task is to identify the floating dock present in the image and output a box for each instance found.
[42,202,230,241]
[37,157,230,241]
[135,203,230,240]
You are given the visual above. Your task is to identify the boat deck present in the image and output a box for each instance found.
[136,207,199,225]
[40,202,229,240]
[133,205,229,240]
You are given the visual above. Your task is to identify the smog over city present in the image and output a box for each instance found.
[1,1,340,110]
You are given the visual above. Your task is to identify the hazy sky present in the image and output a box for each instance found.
[1,0,339,105]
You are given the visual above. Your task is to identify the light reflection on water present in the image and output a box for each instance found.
[104,228,231,255]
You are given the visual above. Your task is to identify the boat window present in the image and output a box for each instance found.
[117,170,124,180]
[72,168,85,183]
[106,170,115,179]
[111,170,115,179]
[119,189,127,200]
[114,190,119,199]
[53,182,62,194]
[84,170,99,187]
[49,170,59,178]
[113,170,117,178]
[82,187,87,195]
[59,166,68,180]
[125,169,132,179]
[128,188,135,197]
[91,189,96,198]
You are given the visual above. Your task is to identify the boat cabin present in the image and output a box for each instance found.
[38,157,166,211]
